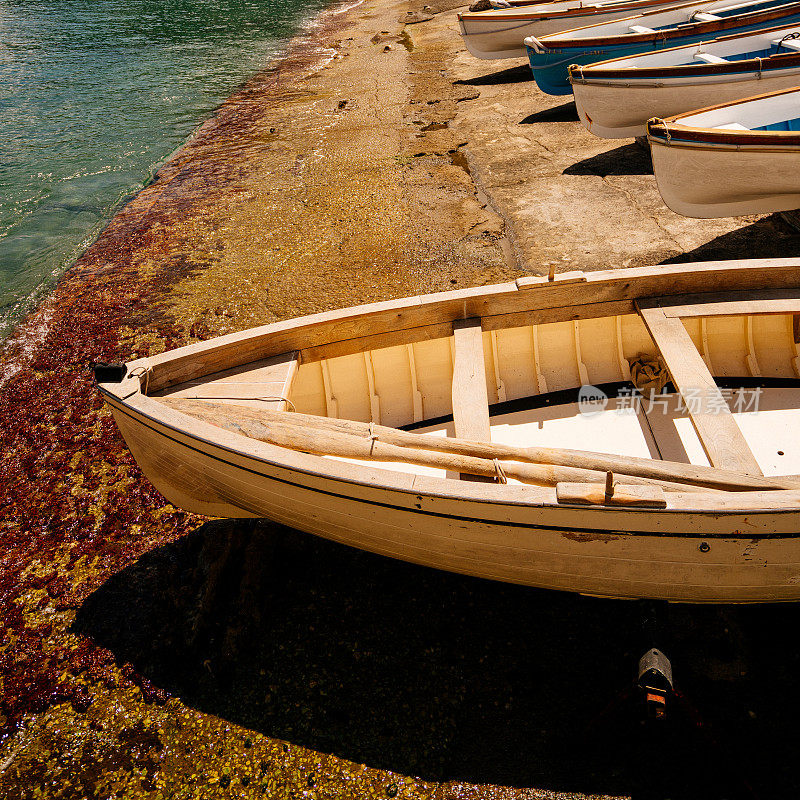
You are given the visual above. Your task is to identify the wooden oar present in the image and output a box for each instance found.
[268,408,800,492]
[160,397,706,491]
[157,398,734,492]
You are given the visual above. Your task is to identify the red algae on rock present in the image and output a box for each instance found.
[0,0,524,797]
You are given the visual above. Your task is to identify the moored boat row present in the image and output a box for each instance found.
[459,0,800,218]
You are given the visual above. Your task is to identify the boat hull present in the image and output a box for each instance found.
[458,0,688,60]
[103,385,800,604]
[529,42,666,94]
[97,260,800,603]
[573,66,800,137]
[649,135,800,216]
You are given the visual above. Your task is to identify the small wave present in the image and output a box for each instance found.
[0,306,54,388]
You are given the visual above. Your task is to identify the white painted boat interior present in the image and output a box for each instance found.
[578,24,800,70]
[672,87,800,128]
[153,307,800,482]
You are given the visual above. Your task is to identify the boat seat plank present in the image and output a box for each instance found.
[692,12,722,21]
[655,288,800,318]
[452,318,492,481]
[637,305,763,475]
[773,37,800,52]
[153,350,299,410]
[714,122,748,130]
[629,24,656,33]
[695,52,729,64]
[452,318,491,442]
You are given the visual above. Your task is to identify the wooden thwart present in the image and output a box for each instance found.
[638,304,763,476]
[452,318,492,481]
[452,319,491,443]
[153,350,299,411]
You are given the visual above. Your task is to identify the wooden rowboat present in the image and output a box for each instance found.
[571,23,800,138]
[525,0,800,95]
[648,87,800,216]
[457,0,696,60]
[97,259,800,603]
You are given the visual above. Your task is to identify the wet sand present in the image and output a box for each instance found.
[1,0,800,797]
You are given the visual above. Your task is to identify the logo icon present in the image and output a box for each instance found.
[578,384,608,416]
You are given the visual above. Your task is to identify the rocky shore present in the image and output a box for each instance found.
[2,0,800,797]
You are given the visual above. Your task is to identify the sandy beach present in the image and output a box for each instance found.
[2,0,800,797]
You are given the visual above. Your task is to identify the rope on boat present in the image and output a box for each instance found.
[493,459,509,484]
[755,55,763,79]
[257,396,296,411]
[630,356,669,393]
[467,20,541,35]
[367,421,378,455]
[776,31,800,52]
[168,394,296,410]
[129,365,152,396]
[650,117,670,143]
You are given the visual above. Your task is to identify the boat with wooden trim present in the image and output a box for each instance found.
[648,87,800,216]
[97,259,800,603]
[525,0,800,95]
[571,24,800,138]
[458,0,697,60]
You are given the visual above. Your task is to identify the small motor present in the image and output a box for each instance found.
[638,647,673,721]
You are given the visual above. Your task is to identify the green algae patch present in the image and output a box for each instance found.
[1,684,434,800]
[399,30,415,52]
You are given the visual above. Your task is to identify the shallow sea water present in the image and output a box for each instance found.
[0,0,332,335]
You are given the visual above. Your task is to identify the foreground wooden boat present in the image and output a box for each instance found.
[457,0,695,60]
[525,0,800,94]
[648,87,800,216]
[571,23,800,138]
[97,259,800,603]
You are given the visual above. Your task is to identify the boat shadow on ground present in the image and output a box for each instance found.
[74,519,800,799]
[662,213,800,263]
[564,142,653,177]
[454,64,533,86]
[520,101,578,124]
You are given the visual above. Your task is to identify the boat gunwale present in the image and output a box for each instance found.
[98,259,800,519]
[116,258,800,392]
[569,47,800,81]
[457,0,696,24]
[530,0,800,49]
[568,20,800,79]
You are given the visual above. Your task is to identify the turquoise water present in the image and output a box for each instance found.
[0,0,334,335]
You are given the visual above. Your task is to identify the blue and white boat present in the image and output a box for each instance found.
[571,24,800,137]
[525,0,800,94]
